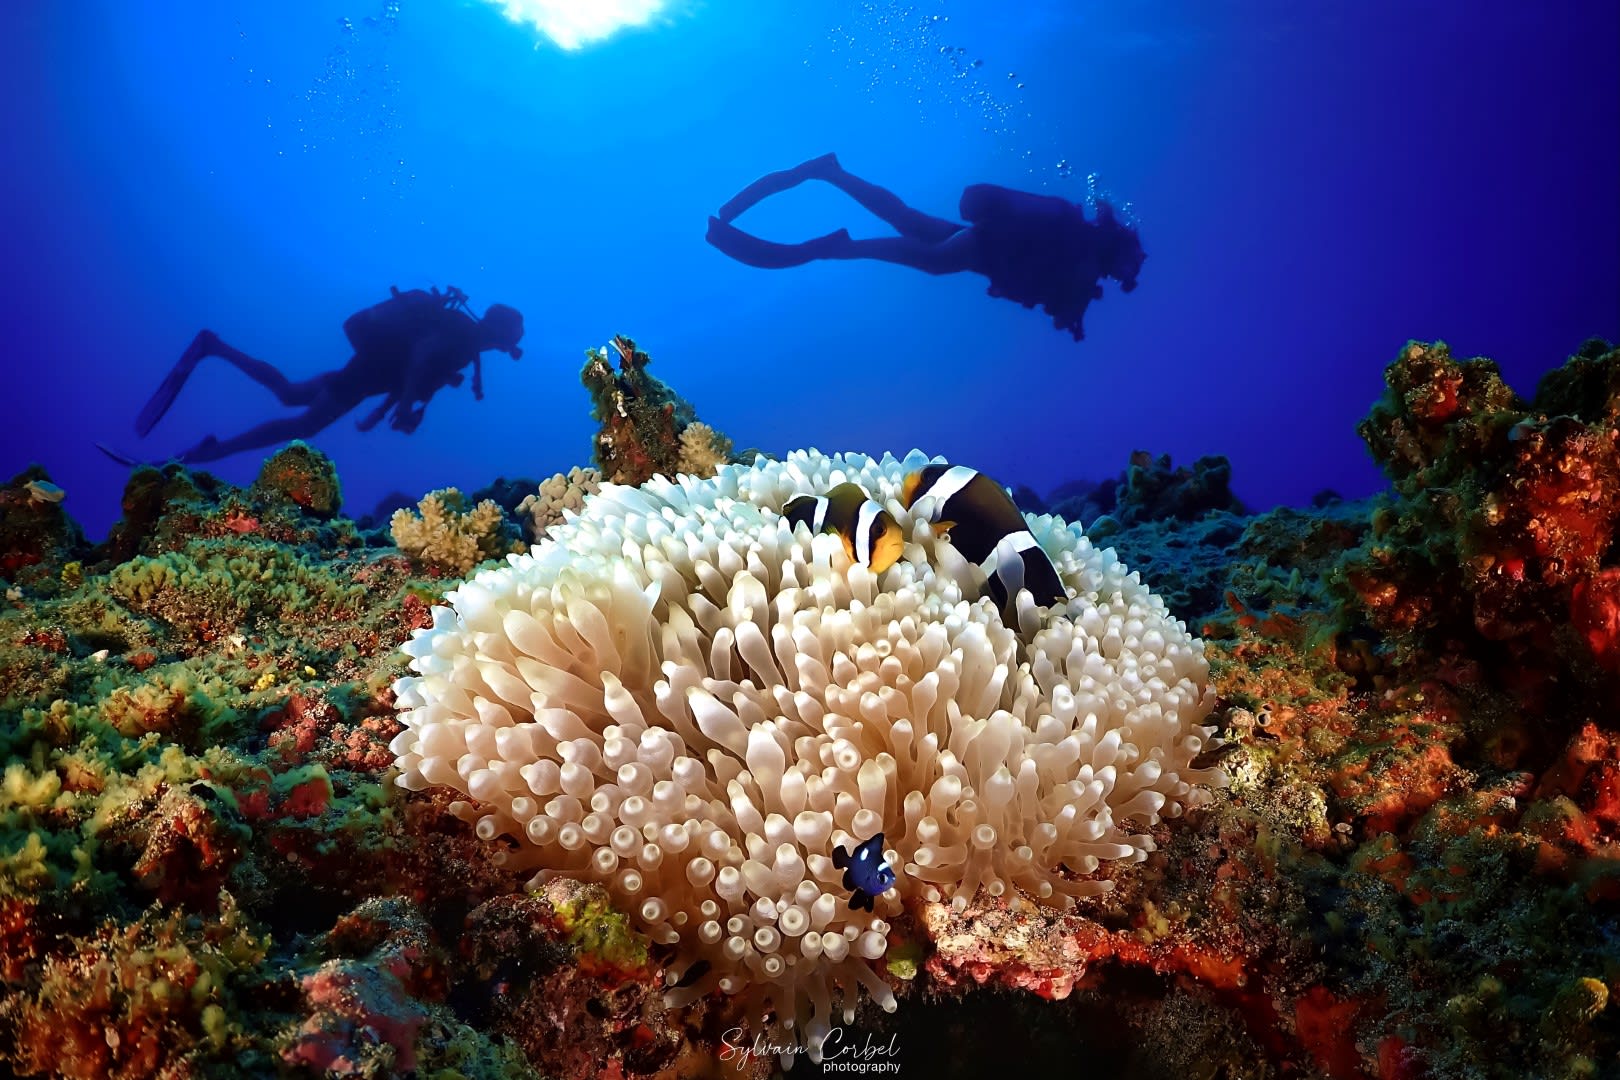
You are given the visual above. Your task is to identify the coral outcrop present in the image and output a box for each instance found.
[1049,450,1247,531]
[1340,339,1620,711]
[0,467,89,593]
[580,335,735,485]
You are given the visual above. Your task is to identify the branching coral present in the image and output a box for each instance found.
[676,422,733,478]
[389,488,521,576]
[390,449,1223,1060]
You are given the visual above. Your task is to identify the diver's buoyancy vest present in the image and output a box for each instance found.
[958,184,1094,311]
[343,289,451,356]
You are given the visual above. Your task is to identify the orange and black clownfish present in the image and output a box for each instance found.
[783,482,905,574]
[900,464,1068,611]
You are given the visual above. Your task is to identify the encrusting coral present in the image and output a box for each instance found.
[390,448,1225,1061]
[1340,339,1620,710]
[389,487,523,576]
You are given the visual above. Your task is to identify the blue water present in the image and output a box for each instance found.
[3,1,1617,539]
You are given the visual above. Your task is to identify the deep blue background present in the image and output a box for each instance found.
[2,0,1616,539]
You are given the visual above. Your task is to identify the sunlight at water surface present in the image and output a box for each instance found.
[484,0,679,49]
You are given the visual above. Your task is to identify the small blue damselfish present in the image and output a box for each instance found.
[832,832,897,912]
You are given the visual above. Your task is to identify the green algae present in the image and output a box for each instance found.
[547,883,650,973]
[885,939,924,981]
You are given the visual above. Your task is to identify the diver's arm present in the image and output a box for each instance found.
[470,355,484,401]
[356,392,399,431]
[395,337,447,412]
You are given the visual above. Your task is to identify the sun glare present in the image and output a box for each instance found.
[486,0,679,50]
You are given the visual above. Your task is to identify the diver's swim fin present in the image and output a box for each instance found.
[706,218,852,270]
[716,153,841,223]
[135,331,217,436]
[96,443,149,467]
[97,441,214,468]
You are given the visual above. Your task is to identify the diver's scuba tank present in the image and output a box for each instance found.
[343,285,470,355]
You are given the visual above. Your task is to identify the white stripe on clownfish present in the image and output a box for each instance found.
[854,500,883,565]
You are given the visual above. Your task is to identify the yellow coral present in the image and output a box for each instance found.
[389,488,519,575]
[675,421,732,477]
[516,466,602,542]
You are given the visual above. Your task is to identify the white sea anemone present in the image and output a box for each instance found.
[391,449,1222,1062]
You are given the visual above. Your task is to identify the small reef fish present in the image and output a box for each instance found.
[24,479,65,504]
[833,832,897,912]
[900,463,1068,611]
[783,482,905,574]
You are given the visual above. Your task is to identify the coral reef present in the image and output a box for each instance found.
[389,487,523,576]
[250,440,343,519]
[2,337,1617,1080]
[1049,450,1247,530]
[580,335,735,485]
[1340,339,1620,711]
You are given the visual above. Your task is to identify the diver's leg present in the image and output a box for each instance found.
[716,153,844,223]
[706,218,856,269]
[136,329,221,436]
[812,160,965,244]
[177,396,351,464]
[824,235,977,274]
[706,217,979,274]
[136,332,325,437]
[717,154,964,243]
[205,341,325,407]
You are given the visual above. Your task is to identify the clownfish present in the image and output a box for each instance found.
[783,482,905,574]
[900,463,1068,612]
[833,831,896,912]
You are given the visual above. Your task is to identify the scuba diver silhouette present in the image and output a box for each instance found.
[133,286,524,463]
[705,153,1145,341]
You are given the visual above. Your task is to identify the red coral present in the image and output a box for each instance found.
[282,775,334,819]
[1571,566,1620,672]
[1346,341,1620,714]
[1329,724,1464,835]
[1535,723,1620,835]
[284,962,428,1075]
[1294,986,1369,1080]
[18,627,68,652]
[1378,1035,1423,1080]
[130,787,245,908]
[0,897,44,983]
[400,591,434,633]
[222,511,260,534]
[264,692,399,772]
